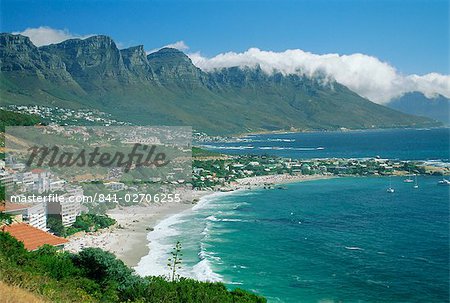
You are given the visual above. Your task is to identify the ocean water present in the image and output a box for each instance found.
[199,128,450,161]
[135,128,450,302]
[136,176,449,302]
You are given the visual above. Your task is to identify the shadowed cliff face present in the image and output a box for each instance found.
[0,34,72,81]
[40,35,130,88]
[0,33,440,134]
[147,47,209,88]
[120,45,155,80]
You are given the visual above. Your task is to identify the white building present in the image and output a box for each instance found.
[105,181,126,191]
[50,179,65,191]
[31,169,51,193]
[22,203,47,231]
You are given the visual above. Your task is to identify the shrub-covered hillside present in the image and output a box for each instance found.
[0,232,266,303]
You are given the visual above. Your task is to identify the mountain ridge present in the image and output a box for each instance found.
[387,92,449,125]
[0,33,440,134]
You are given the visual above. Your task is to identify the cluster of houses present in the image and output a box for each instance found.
[192,154,447,189]
[0,157,83,231]
[1,105,130,126]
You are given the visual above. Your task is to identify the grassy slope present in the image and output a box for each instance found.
[0,281,49,303]
[0,69,439,135]
[192,147,222,158]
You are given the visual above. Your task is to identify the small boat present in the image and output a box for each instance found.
[437,178,450,186]
[413,175,419,189]
[387,176,395,193]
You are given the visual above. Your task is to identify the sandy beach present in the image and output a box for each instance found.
[64,192,206,267]
[65,173,332,267]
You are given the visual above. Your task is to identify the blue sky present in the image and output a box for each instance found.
[1,0,448,75]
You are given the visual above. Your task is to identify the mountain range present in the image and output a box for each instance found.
[0,33,439,134]
[386,92,449,125]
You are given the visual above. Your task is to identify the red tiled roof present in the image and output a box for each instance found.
[1,223,68,251]
[31,168,46,174]
[0,202,31,212]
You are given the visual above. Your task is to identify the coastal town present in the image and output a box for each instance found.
[0,117,449,267]
[192,154,450,190]
[1,145,449,232]
[0,105,131,126]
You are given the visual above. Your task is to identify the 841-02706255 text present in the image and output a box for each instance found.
[90,193,182,204]
[8,193,182,205]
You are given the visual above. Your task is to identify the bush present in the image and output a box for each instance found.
[71,214,116,234]
[72,247,145,301]
[46,215,66,237]
[0,232,266,303]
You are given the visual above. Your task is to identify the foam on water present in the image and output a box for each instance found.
[192,259,223,282]
[134,211,185,277]
[135,190,240,281]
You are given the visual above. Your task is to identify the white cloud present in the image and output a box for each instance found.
[188,48,450,103]
[13,26,93,47]
[146,41,189,55]
[8,27,450,103]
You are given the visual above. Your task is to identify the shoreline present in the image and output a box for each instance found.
[65,174,332,268]
[64,193,207,267]
[229,126,448,138]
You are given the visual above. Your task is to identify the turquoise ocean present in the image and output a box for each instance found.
[136,128,449,302]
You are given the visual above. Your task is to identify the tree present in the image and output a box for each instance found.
[167,241,183,282]
[46,215,65,237]
[0,212,13,225]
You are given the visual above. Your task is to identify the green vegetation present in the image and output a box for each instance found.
[0,232,266,303]
[0,109,41,150]
[0,185,5,201]
[0,212,12,225]
[47,214,117,237]
[192,147,222,158]
[0,33,439,135]
[46,216,66,236]
[0,109,41,132]
[167,241,183,282]
[192,154,444,189]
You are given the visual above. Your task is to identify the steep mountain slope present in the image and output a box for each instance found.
[0,33,439,134]
[387,92,449,125]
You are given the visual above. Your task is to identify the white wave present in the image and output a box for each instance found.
[206,215,219,221]
[201,226,209,235]
[201,145,254,150]
[206,215,245,223]
[134,211,186,277]
[344,246,364,251]
[267,138,296,142]
[221,218,245,222]
[192,190,240,211]
[258,146,325,151]
[135,190,239,279]
[192,259,223,282]
[233,265,248,269]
